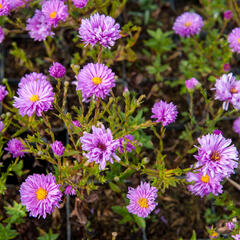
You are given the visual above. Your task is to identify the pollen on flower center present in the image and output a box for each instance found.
[97,142,106,151]
[36,187,48,200]
[137,197,149,208]
[230,87,238,94]
[30,94,39,102]
[210,231,218,238]
[184,21,192,27]
[0,3,3,9]
[210,151,220,161]
[50,11,57,19]
[201,174,210,183]
[92,77,102,85]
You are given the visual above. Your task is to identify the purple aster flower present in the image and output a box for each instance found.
[49,62,66,78]
[173,12,204,37]
[194,133,239,178]
[186,163,223,198]
[8,0,31,10]
[0,26,4,43]
[119,134,135,153]
[185,77,199,89]
[20,173,62,218]
[151,100,178,126]
[72,120,81,128]
[224,10,233,20]
[213,73,240,110]
[126,182,158,218]
[0,121,4,132]
[0,85,8,101]
[13,76,55,117]
[80,124,120,170]
[64,185,76,195]
[228,28,240,54]
[19,72,47,87]
[75,63,115,101]
[26,10,54,41]
[42,0,68,28]
[5,138,25,158]
[0,0,10,16]
[72,0,88,8]
[233,117,240,136]
[79,13,121,48]
[50,140,65,156]
[223,63,231,72]
[232,234,240,240]
[226,221,235,231]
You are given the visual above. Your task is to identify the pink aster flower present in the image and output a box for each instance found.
[19,72,47,87]
[194,133,239,178]
[224,10,233,20]
[228,28,240,54]
[186,163,223,198]
[13,76,55,117]
[126,182,158,218]
[119,134,135,153]
[72,120,81,128]
[75,63,115,101]
[0,0,10,16]
[232,234,240,240]
[213,73,240,110]
[80,124,120,170]
[0,85,8,101]
[79,13,121,48]
[223,63,231,72]
[50,140,65,156]
[173,12,204,37]
[185,77,199,89]
[49,62,66,78]
[233,117,240,136]
[0,26,4,43]
[5,138,25,158]
[64,185,76,196]
[26,10,54,41]
[226,221,235,231]
[42,0,68,28]
[72,0,88,8]
[151,100,178,126]
[0,121,4,132]
[20,173,62,218]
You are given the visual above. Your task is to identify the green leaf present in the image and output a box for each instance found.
[37,229,59,240]
[108,182,121,193]
[0,224,18,240]
[4,201,26,224]
[190,230,197,240]
[133,215,146,229]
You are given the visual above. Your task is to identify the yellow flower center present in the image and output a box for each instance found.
[36,188,48,200]
[210,231,218,238]
[0,3,3,9]
[184,21,192,27]
[201,174,210,183]
[92,77,102,85]
[50,11,57,19]
[210,151,220,161]
[30,94,39,102]
[137,197,149,208]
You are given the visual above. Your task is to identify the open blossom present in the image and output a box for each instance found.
[75,63,115,101]
[194,133,239,178]
[233,117,240,136]
[173,12,203,37]
[185,77,199,89]
[64,185,76,195]
[0,26,4,43]
[0,0,10,16]
[8,0,31,10]
[79,13,121,48]
[226,221,235,231]
[80,125,120,170]
[26,10,54,41]
[232,234,240,240]
[0,85,8,101]
[20,173,62,218]
[42,0,68,28]
[151,100,178,126]
[49,62,66,78]
[5,138,25,158]
[50,140,65,156]
[72,0,88,8]
[119,135,135,153]
[13,76,55,117]
[186,163,223,198]
[213,73,240,110]
[228,28,240,54]
[126,182,158,218]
